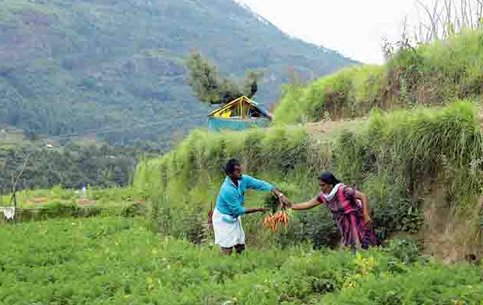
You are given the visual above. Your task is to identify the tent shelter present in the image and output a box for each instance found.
[207,96,272,131]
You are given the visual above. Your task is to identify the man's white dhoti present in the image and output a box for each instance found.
[212,208,245,248]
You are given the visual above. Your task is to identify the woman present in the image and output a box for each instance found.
[288,172,377,250]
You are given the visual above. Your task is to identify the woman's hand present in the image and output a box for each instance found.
[272,189,291,208]
[290,198,321,211]
[279,196,292,209]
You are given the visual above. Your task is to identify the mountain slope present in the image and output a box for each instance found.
[0,0,356,145]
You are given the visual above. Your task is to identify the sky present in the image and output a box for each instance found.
[236,0,427,64]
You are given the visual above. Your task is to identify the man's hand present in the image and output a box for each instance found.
[244,207,269,214]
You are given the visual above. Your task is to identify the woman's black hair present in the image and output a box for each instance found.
[318,171,340,185]
[224,158,241,175]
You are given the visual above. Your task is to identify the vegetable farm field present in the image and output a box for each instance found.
[0,217,481,305]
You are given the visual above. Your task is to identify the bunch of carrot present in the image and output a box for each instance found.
[263,210,289,232]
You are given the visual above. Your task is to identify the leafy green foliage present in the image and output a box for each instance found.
[186,52,261,104]
[323,264,482,305]
[383,239,421,264]
[0,0,354,145]
[274,29,483,125]
[0,143,155,192]
[0,217,480,305]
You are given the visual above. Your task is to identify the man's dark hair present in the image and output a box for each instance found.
[224,159,241,175]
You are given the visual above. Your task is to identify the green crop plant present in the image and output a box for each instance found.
[0,217,480,305]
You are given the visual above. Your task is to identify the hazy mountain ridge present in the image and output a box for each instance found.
[0,0,356,145]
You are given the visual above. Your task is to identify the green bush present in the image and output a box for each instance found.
[383,239,421,264]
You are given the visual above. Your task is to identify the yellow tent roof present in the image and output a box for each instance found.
[207,96,272,119]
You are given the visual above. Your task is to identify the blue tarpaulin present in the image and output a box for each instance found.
[208,117,271,131]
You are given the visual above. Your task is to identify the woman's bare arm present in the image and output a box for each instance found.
[290,198,321,211]
[355,190,371,223]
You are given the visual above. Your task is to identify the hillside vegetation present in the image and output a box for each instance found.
[134,101,482,260]
[273,29,482,125]
[0,126,168,192]
[0,142,142,192]
[0,217,481,305]
[133,30,483,260]
[0,0,354,144]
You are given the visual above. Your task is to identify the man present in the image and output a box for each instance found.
[212,159,289,255]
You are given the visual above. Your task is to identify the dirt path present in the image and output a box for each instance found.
[308,106,483,135]
[306,119,361,135]
[306,118,363,137]
[307,120,345,134]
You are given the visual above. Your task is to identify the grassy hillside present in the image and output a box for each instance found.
[0,0,355,145]
[134,101,482,260]
[273,29,482,125]
[0,217,481,304]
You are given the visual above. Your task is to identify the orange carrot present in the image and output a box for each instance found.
[262,210,290,232]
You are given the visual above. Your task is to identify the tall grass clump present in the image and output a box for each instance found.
[274,65,387,124]
[274,29,482,125]
[134,126,311,205]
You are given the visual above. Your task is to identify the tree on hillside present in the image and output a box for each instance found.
[186,52,262,104]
